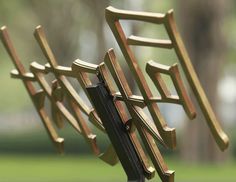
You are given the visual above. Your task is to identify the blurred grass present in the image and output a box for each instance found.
[0,126,235,182]
[0,155,234,182]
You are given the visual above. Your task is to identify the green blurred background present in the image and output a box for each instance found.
[0,0,236,181]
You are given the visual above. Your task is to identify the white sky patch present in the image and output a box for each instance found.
[218,76,236,104]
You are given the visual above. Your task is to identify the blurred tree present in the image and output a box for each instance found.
[29,0,109,64]
[177,0,229,161]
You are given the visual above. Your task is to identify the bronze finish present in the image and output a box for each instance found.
[0,6,229,182]
[105,6,229,151]
[1,26,64,153]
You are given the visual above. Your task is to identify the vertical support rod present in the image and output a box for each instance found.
[86,81,145,182]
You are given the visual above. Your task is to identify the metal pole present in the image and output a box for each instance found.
[87,80,145,182]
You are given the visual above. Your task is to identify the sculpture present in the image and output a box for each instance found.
[0,6,229,182]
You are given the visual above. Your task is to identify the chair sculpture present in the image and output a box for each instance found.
[0,6,229,182]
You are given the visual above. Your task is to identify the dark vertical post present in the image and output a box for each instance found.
[86,81,145,182]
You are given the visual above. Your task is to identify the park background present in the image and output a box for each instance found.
[0,0,236,181]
